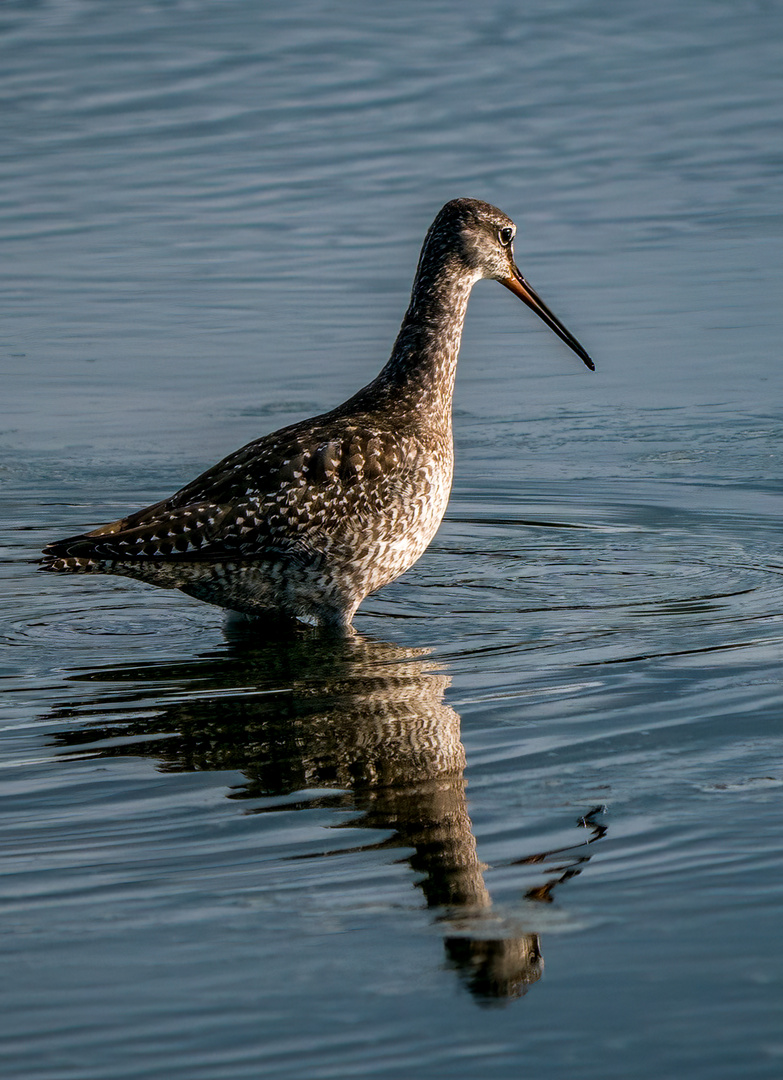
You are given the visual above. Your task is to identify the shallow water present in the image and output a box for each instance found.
[3,1,783,1077]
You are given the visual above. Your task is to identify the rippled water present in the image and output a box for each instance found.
[3,1,783,1078]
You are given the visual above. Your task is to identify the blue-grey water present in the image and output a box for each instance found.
[2,1,783,1077]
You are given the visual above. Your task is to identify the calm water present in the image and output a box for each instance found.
[3,1,783,1077]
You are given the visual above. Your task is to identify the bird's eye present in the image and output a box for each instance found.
[498,226,515,247]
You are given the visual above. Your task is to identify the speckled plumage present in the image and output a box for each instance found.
[41,199,594,628]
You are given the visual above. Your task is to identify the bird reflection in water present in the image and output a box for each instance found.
[47,625,606,1005]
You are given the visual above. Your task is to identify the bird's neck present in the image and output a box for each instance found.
[364,255,479,428]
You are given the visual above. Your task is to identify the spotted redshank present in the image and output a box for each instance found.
[41,199,594,629]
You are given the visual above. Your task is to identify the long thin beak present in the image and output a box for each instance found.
[501,265,594,371]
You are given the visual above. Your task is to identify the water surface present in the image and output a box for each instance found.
[2,1,783,1077]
